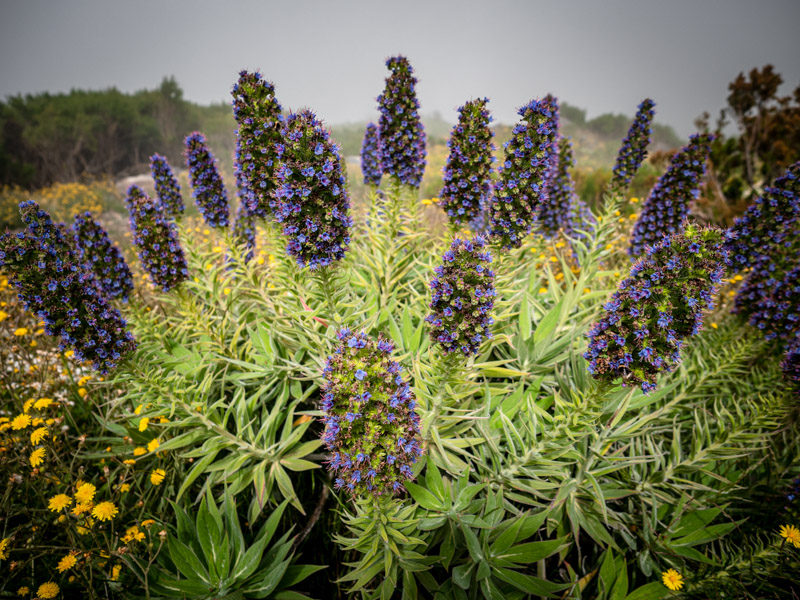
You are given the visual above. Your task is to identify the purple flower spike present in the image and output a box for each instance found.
[184,131,229,228]
[610,99,656,196]
[72,212,134,302]
[321,329,423,498]
[149,153,184,218]
[360,123,382,187]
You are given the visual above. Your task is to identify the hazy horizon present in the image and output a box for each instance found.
[1,0,799,137]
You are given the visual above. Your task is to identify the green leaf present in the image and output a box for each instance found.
[533,298,563,345]
[424,460,446,502]
[405,482,445,511]
[624,582,668,600]
[519,294,532,341]
[496,536,568,564]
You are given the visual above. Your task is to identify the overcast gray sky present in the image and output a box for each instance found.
[1,0,798,137]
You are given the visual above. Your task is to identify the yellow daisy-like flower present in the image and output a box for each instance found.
[111,563,122,581]
[92,501,118,522]
[147,438,160,453]
[138,417,149,432]
[0,537,10,560]
[74,482,96,503]
[30,447,46,467]
[779,524,800,548]
[661,569,684,591]
[30,427,48,445]
[14,327,28,336]
[134,404,144,415]
[78,388,87,398]
[23,398,36,412]
[57,553,77,572]
[17,586,30,596]
[0,310,7,322]
[34,397,53,410]
[133,447,146,456]
[72,502,93,516]
[150,468,166,486]
[141,519,155,527]
[123,459,136,466]
[119,483,131,493]
[37,582,60,598]
[48,494,72,512]
[11,414,32,430]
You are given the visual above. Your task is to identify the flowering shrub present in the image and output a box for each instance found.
[377,55,426,187]
[439,98,495,227]
[536,135,578,238]
[149,153,184,218]
[0,201,136,373]
[629,133,713,257]
[749,265,800,342]
[585,224,729,392]
[184,131,229,228]
[360,123,382,187]
[231,70,284,218]
[783,333,800,389]
[72,212,134,301]
[609,98,655,196]
[321,329,423,496]
[425,236,495,355]
[126,185,188,291]
[274,110,352,269]
[489,96,559,249]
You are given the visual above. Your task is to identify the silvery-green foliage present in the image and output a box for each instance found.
[114,179,798,598]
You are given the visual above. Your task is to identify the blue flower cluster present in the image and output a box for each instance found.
[149,153,184,218]
[184,131,229,228]
[609,99,655,195]
[273,109,353,270]
[126,185,188,291]
[725,161,800,271]
[232,202,257,264]
[628,133,713,258]
[231,70,284,218]
[489,96,560,250]
[0,201,136,373]
[536,135,577,238]
[321,328,423,497]
[439,98,496,227]
[425,236,496,356]
[585,224,730,393]
[748,265,800,342]
[72,212,134,302]
[360,123,382,187]
[783,333,800,392]
[377,55,427,188]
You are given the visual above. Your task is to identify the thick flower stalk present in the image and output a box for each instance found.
[425,236,496,355]
[126,185,188,291]
[231,70,284,218]
[0,201,136,373]
[184,131,229,227]
[72,212,134,302]
[377,55,427,187]
[149,153,184,218]
[628,133,713,258]
[321,328,423,497]
[749,265,800,342]
[488,96,559,250]
[439,98,496,227]
[232,202,257,263]
[609,98,656,196]
[536,135,577,238]
[360,123,382,187]
[725,161,800,271]
[273,109,352,269]
[585,224,730,393]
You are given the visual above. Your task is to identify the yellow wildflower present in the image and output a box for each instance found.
[11,414,32,430]
[0,310,7,322]
[711,322,718,329]
[48,494,72,512]
[0,537,10,560]
[30,447,46,467]
[92,501,118,522]
[119,483,131,493]
[74,482,96,503]
[57,553,77,572]
[123,459,135,466]
[78,388,87,398]
[34,397,53,410]
[661,569,684,591]
[37,582,60,599]
[17,587,29,596]
[133,447,146,456]
[134,404,144,415]
[779,524,800,548]
[111,564,122,581]
[138,417,149,432]
[30,427,48,445]
[142,519,155,527]
[147,438,160,453]
[150,468,166,485]
[23,398,36,412]
[72,502,93,516]
[64,350,74,358]
[14,327,28,336]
